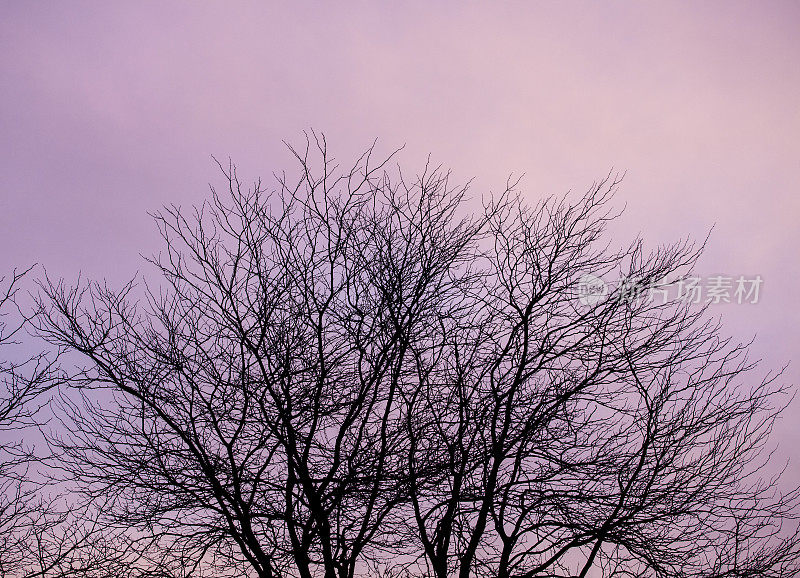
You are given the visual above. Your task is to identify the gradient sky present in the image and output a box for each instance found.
[1,1,799,482]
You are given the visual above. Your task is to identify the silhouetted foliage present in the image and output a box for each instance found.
[34,136,800,578]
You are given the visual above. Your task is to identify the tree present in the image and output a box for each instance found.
[2,288,201,577]
[0,268,96,578]
[34,135,800,578]
[0,267,57,576]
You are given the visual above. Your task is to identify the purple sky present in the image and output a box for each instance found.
[1,2,799,482]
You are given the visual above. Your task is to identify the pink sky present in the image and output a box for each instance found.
[1,1,799,481]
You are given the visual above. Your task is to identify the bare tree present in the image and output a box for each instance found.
[34,135,800,578]
[0,267,84,578]
[0,267,55,576]
[0,271,154,578]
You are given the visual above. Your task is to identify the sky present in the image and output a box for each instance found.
[1,1,799,483]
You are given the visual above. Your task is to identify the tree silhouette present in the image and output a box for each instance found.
[0,267,56,576]
[0,268,104,578]
[34,136,800,578]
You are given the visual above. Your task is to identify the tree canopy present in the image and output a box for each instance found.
[22,136,800,578]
